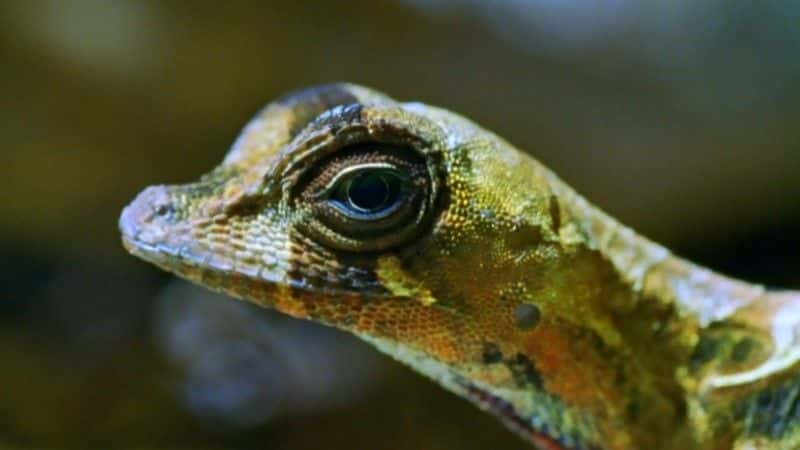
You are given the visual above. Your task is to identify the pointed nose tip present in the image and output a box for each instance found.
[119,185,174,244]
[119,203,140,242]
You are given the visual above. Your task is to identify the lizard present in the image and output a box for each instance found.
[119,83,800,450]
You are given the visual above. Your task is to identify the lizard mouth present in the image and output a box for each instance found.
[461,382,590,450]
[119,207,224,290]
[120,232,202,285]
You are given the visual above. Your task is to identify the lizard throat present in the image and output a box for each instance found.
[357,333,597,450]
[461,382,595,450]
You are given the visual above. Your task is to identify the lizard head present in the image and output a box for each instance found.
[120,84,679,450]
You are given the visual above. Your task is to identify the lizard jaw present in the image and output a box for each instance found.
[119,184,293,291]
[359,333,594,450]
[460,382,589,450]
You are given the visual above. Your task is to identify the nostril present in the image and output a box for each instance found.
[119,185,177,243]
[138,186,176,221]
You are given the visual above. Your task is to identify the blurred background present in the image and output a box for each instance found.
[2,1,799,449]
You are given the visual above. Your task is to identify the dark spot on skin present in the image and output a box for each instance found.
[549,195,561,234]
[224,196,263,217]
[731,338,755,363]
[507,353,544,389]
[482,343,544,389]
[515,303,541,330]
[482,342,504,364]
[690,334,720,371]
[625,388,641,420]
[613,365,628,387]
[573,326,619,364]
[506,224,544,254]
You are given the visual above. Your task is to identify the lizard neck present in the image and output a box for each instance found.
[548,170,800,447]
[548,170,767,329]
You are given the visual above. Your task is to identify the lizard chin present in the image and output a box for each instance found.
[461,382,585,450]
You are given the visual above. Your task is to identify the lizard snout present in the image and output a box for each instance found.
[119,185,177,251]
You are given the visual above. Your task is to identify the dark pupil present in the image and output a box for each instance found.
[346,171,395,212]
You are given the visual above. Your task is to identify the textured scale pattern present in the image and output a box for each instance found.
[120,84,800,450]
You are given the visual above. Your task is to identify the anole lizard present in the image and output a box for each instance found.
[120,84,800,450]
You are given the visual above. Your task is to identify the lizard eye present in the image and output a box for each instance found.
[296,145,434,252]
[326,164,407,221]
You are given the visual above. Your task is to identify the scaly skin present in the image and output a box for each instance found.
[120,84,800,450]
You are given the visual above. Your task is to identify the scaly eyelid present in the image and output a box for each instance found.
[311,162,403,200]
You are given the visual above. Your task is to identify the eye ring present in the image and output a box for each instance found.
[318,163,408,221]
[295,144,434,252]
